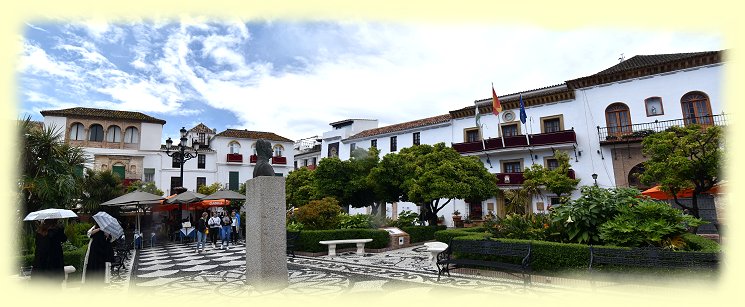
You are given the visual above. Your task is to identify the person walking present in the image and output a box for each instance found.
[220,212,232,250]
[31,219,67,284]
[194,212,208,253]
[208,211,221,248]
[82,224,114,286]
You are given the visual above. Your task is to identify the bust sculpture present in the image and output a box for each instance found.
[252,139,275,178]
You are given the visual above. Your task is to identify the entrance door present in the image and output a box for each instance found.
[468,202,483,219]
[112,165,125,180]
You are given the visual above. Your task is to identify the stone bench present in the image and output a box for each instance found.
[319,239,373,256]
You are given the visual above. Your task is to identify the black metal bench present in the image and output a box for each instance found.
[437,239,532,285]
[287,231,300,258]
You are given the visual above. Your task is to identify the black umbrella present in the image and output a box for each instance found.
[202,189,246,201]
[165,191,206,204]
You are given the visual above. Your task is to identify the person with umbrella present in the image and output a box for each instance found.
[82,212,120,285]
[31,219,67,284]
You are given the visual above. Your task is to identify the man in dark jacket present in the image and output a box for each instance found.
[32,219,67,283]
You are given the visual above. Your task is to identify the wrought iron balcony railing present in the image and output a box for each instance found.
[597,114,727,145]
[452,129,577,154]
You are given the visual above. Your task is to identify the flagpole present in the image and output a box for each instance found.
[520,94,530,146]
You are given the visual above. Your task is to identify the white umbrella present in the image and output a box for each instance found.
[24,208,78,221]
[92,211,124,239]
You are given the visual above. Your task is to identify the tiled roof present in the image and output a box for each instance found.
[592,51,719,76]
[214,129,293,142]
[347,114,451,140]
[189,123,214,134]
[40,107,166,124]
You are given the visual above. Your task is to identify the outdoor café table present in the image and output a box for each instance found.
[424,242,448,270]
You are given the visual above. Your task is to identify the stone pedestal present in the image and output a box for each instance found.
[245,176,288,290]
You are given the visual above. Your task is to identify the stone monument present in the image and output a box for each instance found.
[245,139,287,290]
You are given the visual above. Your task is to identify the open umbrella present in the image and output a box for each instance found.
[24,208,78,221]
[165,191,206,204]
[202,189,245,201]
[92,211,124,239]
[100,190,165,234]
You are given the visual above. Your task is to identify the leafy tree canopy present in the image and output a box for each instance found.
[197,182,222,196]
[523,150,580,202]
[285,167,317,207]
[82,168,126,213]
[126,180,164,196]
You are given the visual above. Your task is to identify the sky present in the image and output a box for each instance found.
[16,17,723,142]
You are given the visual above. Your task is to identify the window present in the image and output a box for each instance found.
[88,124,104,142]
[328,142,339,157]
[251,143,257,155]
[371,139,377,149]
[172,156,180,168]
[502,161,522,173]
[229,141,241,154]
[645,97,664,116]
[546,158,559,171]
[124,127,139,144]
[413,132,421,145]
[197,154,206,169]
[273,145,284,157]
[501,124,519,137]
[605,103,632,136]
[681,91,713,126]
[464,128,480,142]
[106,125,122,143]
[69,123,85,141]
[144,168,155,182]
[311,157,317,166]
[170,177,182,193]
[303,159,308,166]
[198,132,206,144]
[293,161,297,169]
[539,114,564,133]
[390,136,397,152]
[196,177,206,188]
[350,143,356,152]
[549,197,562,207]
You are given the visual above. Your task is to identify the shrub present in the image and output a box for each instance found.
[297,229,390,252]
[434,228,488,243]
[551,186,639,244]
[401,225,446,243]
[450,236,590,272]
[599,200,705,248]
[295,197,344,230]
[337,214,374,229]
[287,221,304,231]
[394,210,419,228]
[485,213,554,241]
[64,222,94,248]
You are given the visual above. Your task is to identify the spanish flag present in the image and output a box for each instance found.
[491,84,502,116]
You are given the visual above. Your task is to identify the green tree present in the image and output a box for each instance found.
[371,143,499,226]
[197,182,222,195]
[126,180,164,196]
[640,125,723,221]
[285,167,317,207]
[18,118,87,214]
[523,150,580,203]
[313,148,382,214]
[81,168,126,213]
[295,197,344,230]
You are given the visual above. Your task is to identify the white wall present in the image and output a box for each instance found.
[140,123,163,151]
[42,116,67,136]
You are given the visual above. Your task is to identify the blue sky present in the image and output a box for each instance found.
[17,17,722,141]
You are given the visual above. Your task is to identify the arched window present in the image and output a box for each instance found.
[69,123,85,141]
[106,125,122,143]
[273,144,284,157]
[681,91,713,126]
[124,127,139,144]
[605,103,632,136]
[229,141,241,154]
[251,143,257,155]
[89,124,104,142]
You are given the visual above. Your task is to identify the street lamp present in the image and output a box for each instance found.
[165,127,200,218]
[592,173,598,186]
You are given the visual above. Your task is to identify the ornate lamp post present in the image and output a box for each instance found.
[165,127,200,218]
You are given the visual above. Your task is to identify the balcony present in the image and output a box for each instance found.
[226,153,243,163]
[272,156,287,164]
[597,114,727,145]
[452,130,577,154]
[496,169,575,186]
[250,154,258,163]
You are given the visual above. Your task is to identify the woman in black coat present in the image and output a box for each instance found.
[32,219,67,283]
[83,225,114,285]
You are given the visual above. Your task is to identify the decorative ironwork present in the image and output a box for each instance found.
[597,114,727,145]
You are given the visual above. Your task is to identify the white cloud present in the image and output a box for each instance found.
[18,42,81,81]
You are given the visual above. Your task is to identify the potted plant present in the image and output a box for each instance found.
[452,210,463,228]
[463,217,473,227]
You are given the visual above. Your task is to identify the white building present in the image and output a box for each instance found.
[313,50,726,227]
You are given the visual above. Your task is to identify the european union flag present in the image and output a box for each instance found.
[519,94,527,124]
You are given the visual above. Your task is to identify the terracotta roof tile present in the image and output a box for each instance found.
[189,123,214,134]
[347,114,451,140]
[40,107,166,124]
[592,51,719,76]
[214,129,293,142]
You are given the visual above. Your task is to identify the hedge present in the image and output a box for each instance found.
[18,245,88,280]
[400,225,447,243]
[681,233,720,252]
[295,229,390,253]
[434,228,490,243]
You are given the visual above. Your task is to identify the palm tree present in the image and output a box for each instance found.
[19,117,87,215]
[81,168,126,213]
